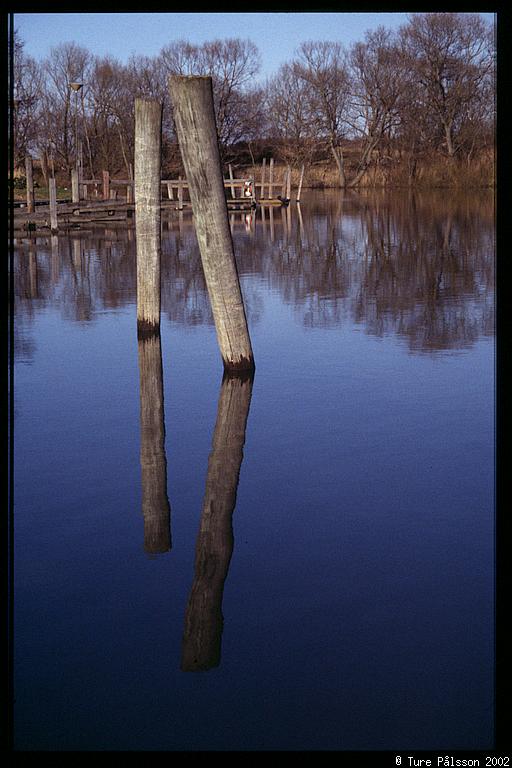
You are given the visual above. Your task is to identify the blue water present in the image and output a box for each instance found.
[12,189,495,750]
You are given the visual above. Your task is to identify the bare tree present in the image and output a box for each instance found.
[12,29,43,170]
[400,12,494,159]
[294,41,350,186]
[346,27,405,186]
[41,42,91,174]
[265,63,315,165]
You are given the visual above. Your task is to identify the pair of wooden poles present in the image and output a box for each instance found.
[135,76,254,373]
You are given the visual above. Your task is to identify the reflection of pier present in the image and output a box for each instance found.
[181,371,254,671]
[138,331,171,555]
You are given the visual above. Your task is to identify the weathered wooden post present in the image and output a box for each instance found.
[269,157,274,199]
[71,169,79,204]
[134,97,163,336]
[296,163,305,202]
[260,157,266,200]
[25,156,35,213]
[286,165,292,201]
[49,177,58,233]
[166,181,173,201]
[281,166,288,198]
[126,181,133,204]
[228,163,236,199]
[181,371,254,671]
[138,331,171,555]
[168,75,254,372]
[102,170,110,201]
[177,175,183,211]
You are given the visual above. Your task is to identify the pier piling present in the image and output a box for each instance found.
[168,75,254,372]
[134,97,163,336]
[25,156,34,213]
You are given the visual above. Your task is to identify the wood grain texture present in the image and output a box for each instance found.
[134,98,162,332]
[168,76,254,372]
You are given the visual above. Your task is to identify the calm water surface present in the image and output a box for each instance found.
[13,189,495,751]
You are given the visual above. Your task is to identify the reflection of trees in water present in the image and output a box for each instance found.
[13,189,494,356]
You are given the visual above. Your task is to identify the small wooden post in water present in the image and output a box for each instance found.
[49,177,58,233]
[228,163,236,199]
[178,175,183,211]
[260,157,266,200]
[281,166,289,199]
[102,170,110,201]
[269,157,274,199]
[134,97,163,336]
[297,163,305,202]
[286,165,292,201]
[71,169,79,204]
[25,156,35,213]
[168,75,254,372]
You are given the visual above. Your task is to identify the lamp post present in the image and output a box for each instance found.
[69,82,83,177]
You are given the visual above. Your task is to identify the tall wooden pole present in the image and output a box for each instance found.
[49,177,58,233]
[228,163,235,199]
[269,157,274,199]
[260,157,266,200]
[138,331,171,554]
[286,165,292,201]
[296,163,305,202]
[168,75,254,372]
[71,169,79,204]
[134,98,163,337]
[25,156,34,213]
[102,170,110,201]
[181,371,254,671]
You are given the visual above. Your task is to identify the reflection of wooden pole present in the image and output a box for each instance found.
[297,202,305,243]
[28,247,38,298]
[169,76,254,372]
[135,98,162,336]
[181,371,254,671]
[50,235,59,282]
[25,156,34,213]
[138,331,171,555]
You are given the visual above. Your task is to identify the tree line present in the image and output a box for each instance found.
[11,12,495,188]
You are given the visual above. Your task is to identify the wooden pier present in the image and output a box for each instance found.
[12,156,303,233]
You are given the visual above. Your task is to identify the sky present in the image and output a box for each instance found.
[14,11,496,83]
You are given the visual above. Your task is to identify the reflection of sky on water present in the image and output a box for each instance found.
[12,188,494,750]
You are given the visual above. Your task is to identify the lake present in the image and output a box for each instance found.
[12,188,495,751]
